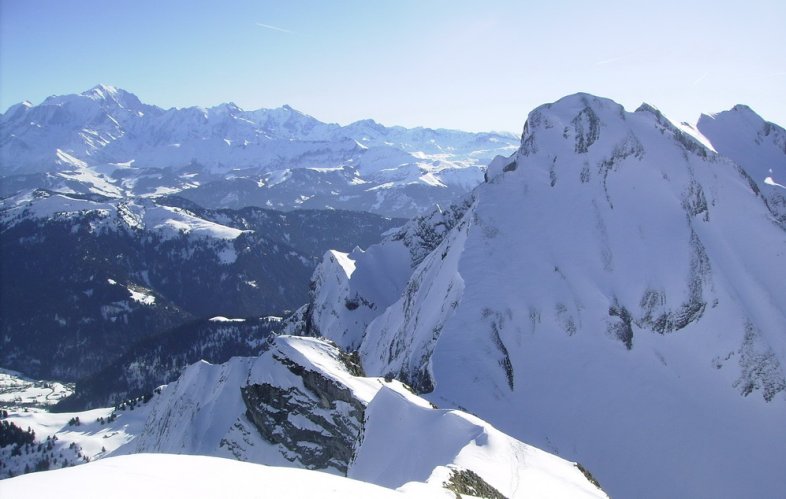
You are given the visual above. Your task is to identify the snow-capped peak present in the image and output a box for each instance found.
[80,84,145,112]
[302,92,786,498]
[697,103,786,222]
[83,83,121,99]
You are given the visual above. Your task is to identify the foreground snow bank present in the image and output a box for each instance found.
[0,453,448,498]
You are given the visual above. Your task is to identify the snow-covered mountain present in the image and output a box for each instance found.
[294,94,786,498]
[0,85,517,217]
[696,104,786,223]
[1,335,607,498]
[3,89,783,498]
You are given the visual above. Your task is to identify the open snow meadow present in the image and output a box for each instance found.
[2,1,785,497]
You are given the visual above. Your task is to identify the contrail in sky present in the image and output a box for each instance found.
[256,22,294,34]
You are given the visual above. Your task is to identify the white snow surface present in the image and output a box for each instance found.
[0,454,447,499]
[208,316,246,322]
[352,386,605,498]
[308,93,786,499]
[128,287,155,305]
[0,401,152,479]
[141,204,244,240]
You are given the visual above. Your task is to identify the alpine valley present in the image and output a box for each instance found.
[1,88,785,499]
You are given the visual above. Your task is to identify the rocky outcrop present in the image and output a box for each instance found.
[241,356,365,473]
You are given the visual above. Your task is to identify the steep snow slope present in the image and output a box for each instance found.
[292,198,473,350]
[697,104,786,223]
[308,94,786,498]
[352,386,604,498]
[111,335,605,497]
[0,454,447,499]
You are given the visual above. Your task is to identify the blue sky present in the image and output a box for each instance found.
[2,0,784,132]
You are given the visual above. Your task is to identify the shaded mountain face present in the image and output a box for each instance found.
[54,317,281,411]
[0,85,517,217]
[296,94,786,499]
[0,192,401,381]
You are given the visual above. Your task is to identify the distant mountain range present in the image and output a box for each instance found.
[1,85,518,217]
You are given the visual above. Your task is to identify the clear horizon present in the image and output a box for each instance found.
[2,0,784,133]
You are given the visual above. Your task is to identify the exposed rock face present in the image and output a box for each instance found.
[241,355,365,473]
[443,468,508,499]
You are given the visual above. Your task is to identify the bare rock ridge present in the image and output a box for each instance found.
[240,352,366,473]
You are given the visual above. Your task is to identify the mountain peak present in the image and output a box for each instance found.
[699,104,765,127]
[83,83,121,99]
[210,102,242,115]
[511,92,627,160]
[273,104,310,118]
[280,104,306,115]
[543,92,623,116]
[731,103,756,114]
[524,92,626,138]
[80,84,145,113]
[634,102,662,117]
